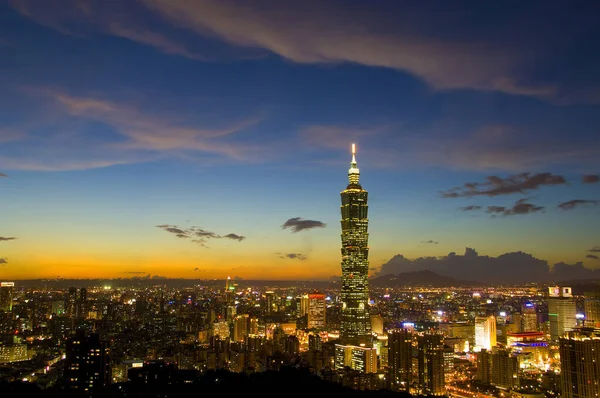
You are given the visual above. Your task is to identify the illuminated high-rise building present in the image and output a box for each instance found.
[418,333,445,396]
[0,282,14,312]
[339,143,372,347]
[64,330,111,394]
[583,292,600,328]
[307,292,326,330]
[559,328,600,398]
[475,315,497,352]
[388,328,413,392]
[521,301,538,332]
[548,286,577,342]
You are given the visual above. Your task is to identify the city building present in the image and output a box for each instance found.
[559,328,600,398]
[491,348,520,390]
[387,328,413,392]
[308,292,326,330]
[334,344,377,374]
[417,333,445,396]
[64,330,111,395]
[339,143,372,347]
[475,315,497,352]
[548,286,577,342]
[521,302,538,332]
[0,282,14,312]
[583,291,600,328]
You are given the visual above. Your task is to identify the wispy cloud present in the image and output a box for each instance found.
[0,173,6,177]
[421,240,439,244]
[586,254,599,260]
[0,237,17,241]
[3,87,264,171]
[106,23,211,61]
[460,205,482,211]
[139,0,559,97]
[558,199,599,211]
[0,258,7,265]
[276,252,307,260]
[589,246,600,253]
[486,198,544,217]
[441,173,566,198]
[281,217,326,233]
[156,224,246,246]
[583,174,600,184]
[223,233,245,242]
[123,271,146,274]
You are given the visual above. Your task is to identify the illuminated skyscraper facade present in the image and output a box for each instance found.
[0,282,14,312]
[339,144,372,347]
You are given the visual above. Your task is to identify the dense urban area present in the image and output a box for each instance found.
[1,277,599,397]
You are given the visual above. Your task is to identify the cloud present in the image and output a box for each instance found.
[0,237,17,241]
[123,271,146,274]
[223,233,246,242]
[0,258,7,265]
[2,87,264,171]
[12,0,569,97]
[106,23,210,61]
[0,173,7,177]
[421,240,438,244]
[460,205,481,211]
[138,0,562,97]
[558,199,599,210]
[441,173,566,198]
[377,247,600,284]
[485,199,544,217]
[277,252,307,261]
[583,174,600,184]
[586,254,599,260]
[156,224,245,246]
[281,217,326,233]
[589,246,600,253]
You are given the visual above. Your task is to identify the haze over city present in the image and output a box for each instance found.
[1,1,600,282]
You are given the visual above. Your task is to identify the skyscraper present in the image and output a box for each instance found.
[559,328,600,398]
[475,315,497,351]
[521,301,538,332]
[0,282,14,312]
[418,333,446,396]
[339,143,372,347]
[64,330,111,395]
[388,328,413,392]
[583,292,600,328]
[548,286,577,342]
[307,292,326,330]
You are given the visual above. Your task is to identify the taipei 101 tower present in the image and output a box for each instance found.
[339,143,372,347]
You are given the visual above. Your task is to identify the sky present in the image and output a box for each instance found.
[1,0,599,282]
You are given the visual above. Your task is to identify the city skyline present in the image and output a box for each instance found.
[1,1,600,281]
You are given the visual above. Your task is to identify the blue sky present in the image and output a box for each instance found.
[0,0,599,281]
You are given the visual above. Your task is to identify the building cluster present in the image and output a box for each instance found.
[1,146,599,397]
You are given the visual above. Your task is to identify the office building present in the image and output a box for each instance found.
[418,333,445,396]
[308,292,326,330]
[64,331,111,394]
[491,348,519,390]
[387,328,413,392]
[334,344,377,374]
[584,292,600,328]
[0,282,14,312]
[548,286,577,342]
[559,328,600,398]
[521,301,538,332]
[475,315,497,352]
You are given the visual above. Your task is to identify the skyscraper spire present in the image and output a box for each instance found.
[348,143,360,186]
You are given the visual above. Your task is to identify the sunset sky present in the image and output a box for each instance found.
[1,1,599,281]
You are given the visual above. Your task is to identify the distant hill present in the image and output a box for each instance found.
[370,269,476,288]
